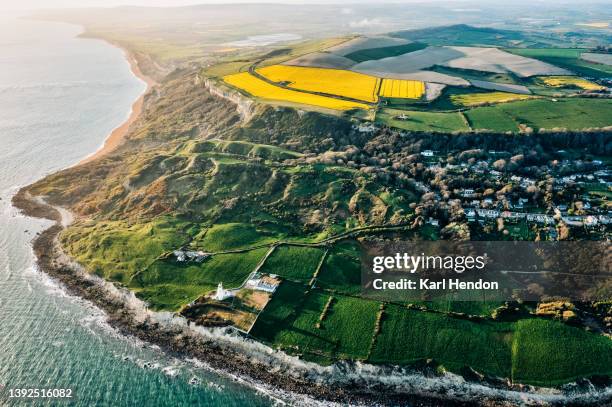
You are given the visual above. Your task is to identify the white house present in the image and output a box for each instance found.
[245,273,280,293]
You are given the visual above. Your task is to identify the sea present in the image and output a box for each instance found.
[0,14,274,407]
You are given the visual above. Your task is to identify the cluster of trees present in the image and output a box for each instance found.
[592,45,612,54]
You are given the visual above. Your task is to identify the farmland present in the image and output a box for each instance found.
[511,319,612,385]
[250,285,380,362]
[370,305,514,376]
[256,65,380,102]
[379,78,425,99]
[316,240,362,294]
[258,245,325,281]
[539,75,605,91]
[212,30,611,134]
[450,91,534,107]
[376,108,470,132]
[252,296,612,383]
[463,106,520,132]
[222,72,370,111]
[506,48,612,78]
[472,98,612,131]
[377,98,612,132]
[133,248,269,310]
[344,42,428,63]
[248,281,308,343]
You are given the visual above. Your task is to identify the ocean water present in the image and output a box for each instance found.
[0,15,272,407]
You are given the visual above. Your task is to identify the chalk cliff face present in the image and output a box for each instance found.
[202,77,255,122]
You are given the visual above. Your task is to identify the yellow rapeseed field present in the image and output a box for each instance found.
[379,79,425,99]
[540,76,604,91]
[450,91,533,107]
[222,72,370,111]
[257,65,380,102]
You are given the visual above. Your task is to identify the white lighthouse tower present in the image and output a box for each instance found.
[215,282,231,301]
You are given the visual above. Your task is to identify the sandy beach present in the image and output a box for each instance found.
[79,48,156,165]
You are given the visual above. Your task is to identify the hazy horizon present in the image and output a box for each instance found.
[4,0,610,12]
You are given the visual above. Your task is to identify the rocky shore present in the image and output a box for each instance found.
[12,189,612,407]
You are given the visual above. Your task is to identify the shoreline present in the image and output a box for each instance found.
[78,43,157,165]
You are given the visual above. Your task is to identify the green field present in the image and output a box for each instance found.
[316,240,362,294]
[471,98,612,131]
[139,248,268,288]
[135,283,215,311]
[431,65,521,85]
[464,106,520,132]
[511,319,612,385]
[191,223,279,252]
[272,290,338,358]
[132,247,268,310]
[423,300,504,316]
[252,287,379,361]
[380,98,612,133]
[259,245,325,281]
[344,42,427,62]
[370,305,514,375]
[248,281,308,342]
[250,285,612,385]
[376,108,470,133]
[391,24,527,47]
[369,306,612,384]
[60,217,192,284]
[323,295,379,359]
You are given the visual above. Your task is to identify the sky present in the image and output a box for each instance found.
[0,0,456,12]
[1,0,598,11]
[5,0,386,9]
